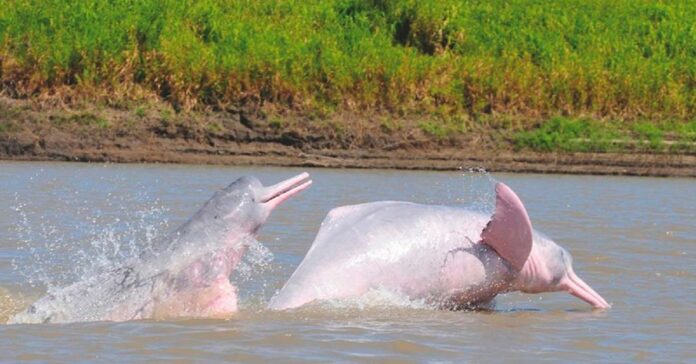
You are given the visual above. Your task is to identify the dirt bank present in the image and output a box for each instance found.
[1,97,694,177]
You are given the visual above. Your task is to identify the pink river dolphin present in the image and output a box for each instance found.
[9,173,311,324]
[269,182,610,311]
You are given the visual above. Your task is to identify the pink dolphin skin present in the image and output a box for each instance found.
[9,173,311,324]
[269,182,609,311]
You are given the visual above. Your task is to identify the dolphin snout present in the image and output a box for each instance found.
[261,173,312,209]
[561,271,611,309]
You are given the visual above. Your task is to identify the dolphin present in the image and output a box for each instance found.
[268,182,610,311]
[9,173,311,324]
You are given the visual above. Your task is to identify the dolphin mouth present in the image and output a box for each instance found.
[561,271,611,309]
[261,172,312,208]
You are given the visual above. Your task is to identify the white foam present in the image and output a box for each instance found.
[314,287,435,311]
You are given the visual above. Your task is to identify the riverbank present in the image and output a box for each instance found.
[1,97,694,177]
[2,1,694,176]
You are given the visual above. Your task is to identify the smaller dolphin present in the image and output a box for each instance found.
[10,173,311,324]
[269,182,609,311]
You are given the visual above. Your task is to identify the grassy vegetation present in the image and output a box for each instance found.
[0,0,695,147]
[514,117,696,153]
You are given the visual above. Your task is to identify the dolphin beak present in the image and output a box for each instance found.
[260,172,312,209]
[561,270,611,309]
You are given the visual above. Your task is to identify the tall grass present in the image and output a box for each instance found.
[1,0,694,121]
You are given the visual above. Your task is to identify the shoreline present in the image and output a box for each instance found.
[1,98,694,178]
[3,138,695,178]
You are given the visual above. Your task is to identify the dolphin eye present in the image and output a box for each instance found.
[560,249,572,264]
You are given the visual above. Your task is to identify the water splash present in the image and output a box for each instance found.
[234,238,275,284]
[233,237,276,307]
[8,180,283,323]
[0,286,33,324]
[455,167,497,213]
[10,190,170,292]
[315,287,434,311]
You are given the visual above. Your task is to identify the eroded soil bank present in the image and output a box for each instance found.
[1,97,694,177]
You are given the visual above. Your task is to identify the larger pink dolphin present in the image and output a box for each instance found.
[269,182,609,311]
[10,173,311,324]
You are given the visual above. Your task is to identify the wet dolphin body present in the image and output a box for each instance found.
[269,182,609,311]
[9,173,311,324]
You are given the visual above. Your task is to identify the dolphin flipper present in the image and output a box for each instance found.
[480,183,533,271]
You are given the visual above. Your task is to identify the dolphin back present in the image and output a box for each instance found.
[269,202,492,310]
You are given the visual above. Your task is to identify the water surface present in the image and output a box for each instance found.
[0,162,694,362]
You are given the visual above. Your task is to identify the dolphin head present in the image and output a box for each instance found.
[481,182,609,309]
[513,235,611,309]
[199,172,312,234]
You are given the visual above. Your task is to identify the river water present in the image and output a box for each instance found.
[0,161,693,362]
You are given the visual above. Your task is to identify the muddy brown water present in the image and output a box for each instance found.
[0,161,694,362]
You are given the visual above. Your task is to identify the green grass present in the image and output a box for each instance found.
[134,107,146,118]
[632,121,664,150]
[268,117,284,130]
[72,113,109,128]
[0,0,694,132]
[514,117,622,152]
[674,120,696,142]
[418,119,467,139]
[206,121,223,133]
[514,117,696,153]
[48,112,110,129]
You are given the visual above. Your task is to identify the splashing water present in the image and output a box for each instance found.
[455,167,497,213]
[314,287,433,311]
[232,237,276,308]
[0,286,33,323]
[7,185,277,322]
[10,189,170,292]
[7,167,500,321]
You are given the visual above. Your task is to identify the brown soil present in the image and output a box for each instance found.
[1,97,694,177]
